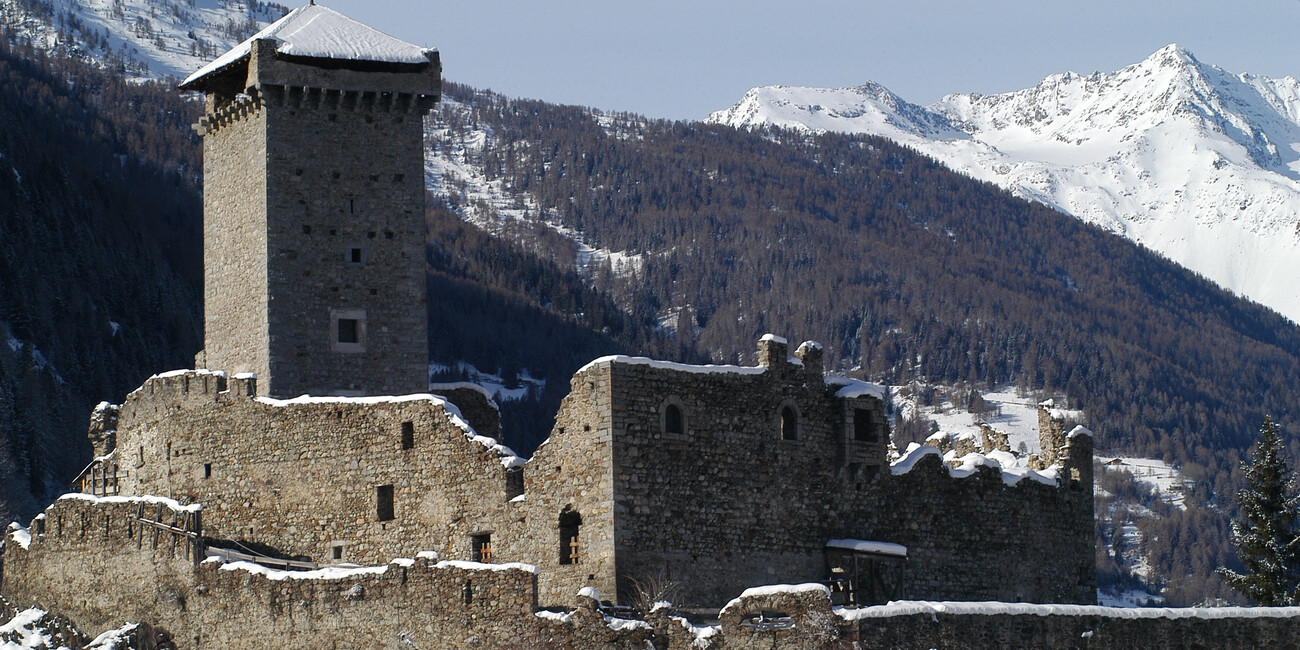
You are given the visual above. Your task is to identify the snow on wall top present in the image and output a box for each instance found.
[759,333,788,345]
[256,393,524,469]
[825,539,908,557]
[720,583,832,616]
[58,492,204,513]
[892,444,1058,487]
[836,600,1300,621]
[1068,425,1093,439]
[576,355,767,376]
[182,4,434,88]
[825,376,888,401]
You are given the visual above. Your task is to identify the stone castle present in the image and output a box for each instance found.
[6,4,1295,648]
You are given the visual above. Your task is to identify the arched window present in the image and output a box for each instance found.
[661,397,687,437]
[665,404,684,435]
[559,507,582,565]
[780,403,799,441]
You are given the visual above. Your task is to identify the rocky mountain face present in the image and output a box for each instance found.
[709,45,1300,324]
[0,0,287,80]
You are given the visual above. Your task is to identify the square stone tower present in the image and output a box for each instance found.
[180,5,440,397]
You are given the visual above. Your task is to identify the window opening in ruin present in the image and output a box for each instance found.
[332,546,343,561]
[559,508,582,565]
[854,408,878,442]
[203,463,211,479]
[781,405,799,441]
[663,401,685,437]
[348,198,355,214]
[348,247,364,264]
[463,580,473,605]
[401,421,414,450]
[367,231,377,239]
[337,318,359,344]
[472,533,493,562]
[376,485,395,521]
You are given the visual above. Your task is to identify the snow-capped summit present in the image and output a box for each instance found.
[708,45,1300,324]
[0,0,289,80]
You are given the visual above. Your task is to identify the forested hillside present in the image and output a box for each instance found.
[0,31,203,520]
[429,83,1300,603]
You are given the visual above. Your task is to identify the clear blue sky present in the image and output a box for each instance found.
[323,0,1300,121]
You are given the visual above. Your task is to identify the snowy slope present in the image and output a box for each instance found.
[708,45,1300,324]
[0,0,287,80]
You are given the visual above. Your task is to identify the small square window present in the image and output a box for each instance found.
[331,309,366,353]
[332,545,344,561]
[337,318,359,344]
[348,247,363,264]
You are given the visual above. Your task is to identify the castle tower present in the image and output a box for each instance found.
[179,5,440,397]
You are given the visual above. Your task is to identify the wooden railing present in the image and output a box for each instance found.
[74,455,119,497]
[203,545,321,572]
[135,502,203,566]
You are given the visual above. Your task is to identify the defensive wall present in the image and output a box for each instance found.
[552,336,1094,607]
[111,370,524,569]
[4,496,1299,649]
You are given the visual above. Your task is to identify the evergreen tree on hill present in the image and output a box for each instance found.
[1220,417,1300,606]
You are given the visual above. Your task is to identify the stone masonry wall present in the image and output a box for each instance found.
[194,39,439,398]
[2,495,654,649]
[112,371,520,567]
[506,369,619,607]
[586,336,1091,607]
[261,83,429,398]
[199,92,269,382]
[596,337,889,607]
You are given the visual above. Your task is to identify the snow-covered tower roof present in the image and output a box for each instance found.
[180,3,438,92]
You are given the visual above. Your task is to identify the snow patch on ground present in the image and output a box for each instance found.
[429,360,546,404]
[1100,456,1194,509]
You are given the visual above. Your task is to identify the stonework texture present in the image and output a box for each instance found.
[5,498,1298,650]
[195,39,438,398]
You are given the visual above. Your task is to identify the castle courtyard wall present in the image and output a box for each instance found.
[113,371,522,568]
[587,350,1092,608]
[2,495,654,649]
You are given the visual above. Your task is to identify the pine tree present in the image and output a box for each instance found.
[1220,417,1300,605]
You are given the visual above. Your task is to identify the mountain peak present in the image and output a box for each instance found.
[1143,44,1201,71]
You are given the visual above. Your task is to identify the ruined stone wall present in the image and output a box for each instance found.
[112,371,520,567]
[2,495,653,649]
[847,602,1300,650]
[1,495,200,635]
[598,338,889,607]
[507,368,619,607]
[582,337,1090,607]
[859,449,1095,604]
[199,94,269,382]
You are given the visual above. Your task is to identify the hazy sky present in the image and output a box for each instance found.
[322,0,1300,120]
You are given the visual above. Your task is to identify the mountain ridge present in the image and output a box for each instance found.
[708,44,1300,324]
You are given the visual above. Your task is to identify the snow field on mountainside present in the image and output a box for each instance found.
[709,45,1300,323]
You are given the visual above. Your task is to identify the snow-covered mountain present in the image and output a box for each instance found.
[708,45,1300,324]
[0,0,287,80]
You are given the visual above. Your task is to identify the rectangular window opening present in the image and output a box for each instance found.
[337,318,359,344]
[332,545,344,561]
[349,247,363,264]
[376,485,395,521]
[472,533,493,563]
[401,421,414,450]
[854,409,878,443]
[203,463,211,479]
